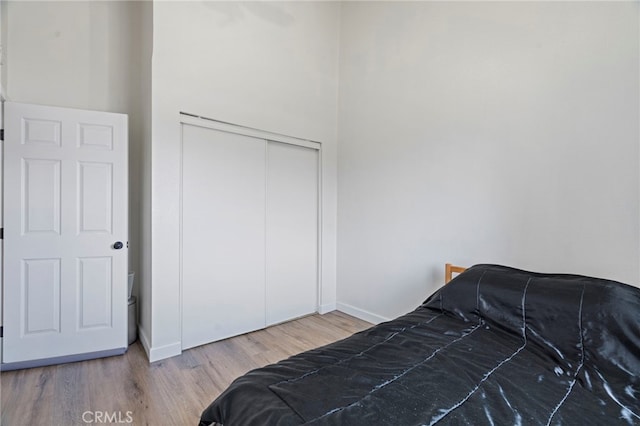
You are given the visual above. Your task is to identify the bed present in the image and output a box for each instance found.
[199,264,640,425]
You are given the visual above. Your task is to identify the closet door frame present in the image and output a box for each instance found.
[178,113,323,345]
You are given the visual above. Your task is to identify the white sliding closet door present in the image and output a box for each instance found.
[266,142,318,325]
[181,125,266,350]
[181,117,320,350]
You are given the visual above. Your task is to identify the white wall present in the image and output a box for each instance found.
[0,0,5,96]
[337,1,640,321]
[4,0,638,360]
[1,0,150,328]
[147,1,341,361]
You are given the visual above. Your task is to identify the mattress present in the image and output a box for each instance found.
[199,264,640,425]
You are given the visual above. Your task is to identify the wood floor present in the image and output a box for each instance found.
[1,311,371,426]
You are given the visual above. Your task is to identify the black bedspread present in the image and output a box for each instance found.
[199,264,640,425]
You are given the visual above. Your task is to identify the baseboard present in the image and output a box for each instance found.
[138,326,182,363]
[336,302,390,325]
[148,341,181,363]
[318,302,336,314]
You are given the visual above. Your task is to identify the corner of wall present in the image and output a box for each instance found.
[318,302,337,314]
[138,324,151,360]
[138,325,181,363]
[137,0,154,364]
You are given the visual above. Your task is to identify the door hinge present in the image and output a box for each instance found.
[0,129,4,141]
[0,326,3,338]
[0,228,3,239]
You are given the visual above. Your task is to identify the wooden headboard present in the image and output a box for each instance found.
[445,263,466,284]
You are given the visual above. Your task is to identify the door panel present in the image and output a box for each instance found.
[266,142,318,325]
[3,102,128,364]
[23,118,62,146]
[181,124,266,350]
[77,123,114,150]
[77,257,112,329]
[77,162,113,234]
[23,258,61,334]
[22,159,62,234]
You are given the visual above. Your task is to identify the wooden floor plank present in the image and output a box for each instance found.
[1,311,371,426]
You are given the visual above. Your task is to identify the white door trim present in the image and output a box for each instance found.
[179,113,321,151]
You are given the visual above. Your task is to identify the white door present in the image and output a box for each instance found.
[181,124,266,350]
[3,102,128,364]
[180,120,320,349]
[266,141,318,325]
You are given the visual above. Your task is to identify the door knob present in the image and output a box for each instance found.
[113,241,124,250]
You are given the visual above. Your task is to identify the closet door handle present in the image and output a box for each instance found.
[113,241,124,250]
